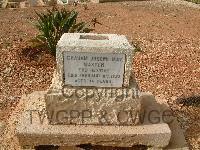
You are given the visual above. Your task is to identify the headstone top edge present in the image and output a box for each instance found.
[57,33,134,50]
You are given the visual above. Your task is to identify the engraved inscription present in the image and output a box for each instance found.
[64,52,125,87]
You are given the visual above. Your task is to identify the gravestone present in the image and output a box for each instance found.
[15,33,175,149]
[45,33,141,125]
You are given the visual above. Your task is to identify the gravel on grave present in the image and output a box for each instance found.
[0,1,199,149]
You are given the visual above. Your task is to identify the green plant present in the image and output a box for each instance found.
[34,8,92,56]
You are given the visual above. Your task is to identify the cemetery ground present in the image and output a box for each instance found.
[0,0,200,149]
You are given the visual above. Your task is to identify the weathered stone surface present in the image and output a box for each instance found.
[17,123,171,148]
[16,91,171,148]
[45,76,141,125]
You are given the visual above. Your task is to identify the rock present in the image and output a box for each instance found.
[19,1,29,8]
[2,67,12,76]
[0,121,6,136]
[0,0,8,8]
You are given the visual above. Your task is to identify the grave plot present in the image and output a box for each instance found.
[15,33,187,150]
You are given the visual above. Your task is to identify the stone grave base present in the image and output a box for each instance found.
[16,91,188,150]
[45,75,141,125]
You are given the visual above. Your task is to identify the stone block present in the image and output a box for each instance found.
[16,91,171,148]
[45,76,141,125]
[56,33,135,88]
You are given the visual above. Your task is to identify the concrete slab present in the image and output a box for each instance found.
[16,91,171,148]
